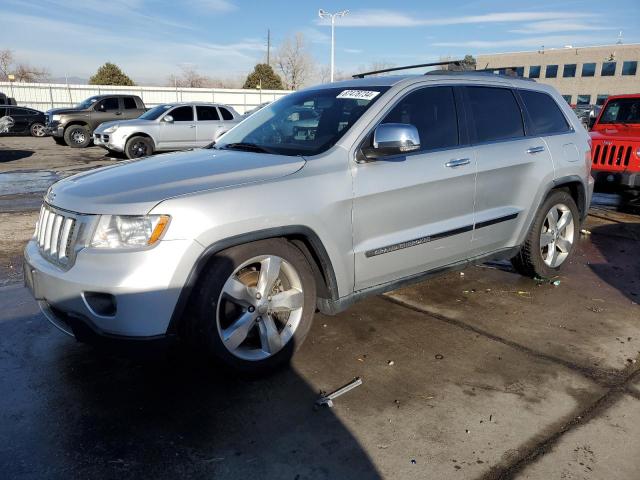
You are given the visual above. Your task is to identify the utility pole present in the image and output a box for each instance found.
[318,9,349,82]
[267,29,271,65]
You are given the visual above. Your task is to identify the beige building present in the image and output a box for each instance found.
[477,43,640,106]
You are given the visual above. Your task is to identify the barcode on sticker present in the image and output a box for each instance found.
[336,90,380,101]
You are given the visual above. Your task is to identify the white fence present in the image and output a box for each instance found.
[0,82,291,114]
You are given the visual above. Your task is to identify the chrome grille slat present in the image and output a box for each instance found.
[58,218,74,261]
[50,215,63,257]
[35,203,84,268]
[43,210,55,252]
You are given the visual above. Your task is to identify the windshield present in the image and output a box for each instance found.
[75,97,99,109]
[139,104,173,120]
[600,98,640,124]
[214,86,390,156]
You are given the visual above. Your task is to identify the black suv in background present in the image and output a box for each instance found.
[45,94,146,147]
[0,106,46,136]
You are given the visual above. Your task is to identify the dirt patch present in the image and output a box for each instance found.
[0,211,38,286]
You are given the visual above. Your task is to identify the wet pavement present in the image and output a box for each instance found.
[1,137,640,479]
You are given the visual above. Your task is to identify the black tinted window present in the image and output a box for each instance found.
[563,64,576,78]
[170,106,194,122]
[196,106,220,121]
[98,98,119,111]
[466,87,524,143]
[602,62,616,76]
[123,97,137,109]
[381,86,458,151]
[219,107,234,120]
[546,65,558,78]
[519,90,571,136]
[529,66,541,78]
[8,108,26,115]
[622,61,637,76]
[582,63,596,77]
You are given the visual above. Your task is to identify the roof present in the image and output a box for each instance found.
[478,42,640,57]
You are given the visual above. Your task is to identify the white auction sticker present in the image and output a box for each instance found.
[336,90,380,101]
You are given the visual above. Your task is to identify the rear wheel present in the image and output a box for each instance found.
[30,122,46,137]
[63,125,91,148]
[511,190,579,278]
[125,136,154,159]
[187,239,316,374]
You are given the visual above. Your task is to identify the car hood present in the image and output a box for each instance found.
[46,107,85,116]
[45,148,306,215]
[95,118,155,132]
[590,126,640,142]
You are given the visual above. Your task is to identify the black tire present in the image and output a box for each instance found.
[53,137,67,146]
[511,190,580,278]
[186,238,316,375]
[30,122,46,137]
[124,136,154,159]
[63,125,92,148]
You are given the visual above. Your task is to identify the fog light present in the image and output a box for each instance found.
[83,292,117,317]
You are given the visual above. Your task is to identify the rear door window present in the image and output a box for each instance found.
[466,87,524,143]
[196,106,220,121]
[123,97,137,109]
[219,107,234,120]
[381,86,459,151]
[519,90,571,135]
[170,106,194,122]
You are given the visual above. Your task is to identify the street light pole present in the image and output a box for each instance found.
[319,9,349,82]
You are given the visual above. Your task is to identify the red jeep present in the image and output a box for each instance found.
[589,94,640,190]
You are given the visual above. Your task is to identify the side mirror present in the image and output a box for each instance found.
[163,115,174,123]
[360,123,421,161]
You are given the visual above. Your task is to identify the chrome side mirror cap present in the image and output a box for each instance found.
[361,123,421,161]
[163,115,174,123]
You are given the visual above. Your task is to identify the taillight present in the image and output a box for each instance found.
[586,138,593,172]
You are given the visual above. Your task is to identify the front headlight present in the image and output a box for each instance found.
[91,215,170,249]
[52,114,61,122]
[103,125,118,134]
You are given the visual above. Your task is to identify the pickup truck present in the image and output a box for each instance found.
[45,94,146,148]
[590,94,640,190]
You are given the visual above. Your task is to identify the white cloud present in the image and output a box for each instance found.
[509,20,611,34]
[191,0,237,12]
[317,10,594,28]
[432,34,614,50]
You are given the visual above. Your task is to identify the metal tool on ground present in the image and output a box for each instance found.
[315,377,363,408]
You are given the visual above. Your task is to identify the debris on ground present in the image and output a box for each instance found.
[315,377,363,409]
[459,272,465,276]
[411,459,417,464]
[435,354,444,360]
[387,360,394,366]
[551,280,561,286]
[580,228,592,235]
[587,305,604,313]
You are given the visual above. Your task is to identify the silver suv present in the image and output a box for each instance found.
[24,71,594,374]
[93,102,241,159]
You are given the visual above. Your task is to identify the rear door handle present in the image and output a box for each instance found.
[189,125,196,128]
[527,146,545,154]
[445,158,470,168]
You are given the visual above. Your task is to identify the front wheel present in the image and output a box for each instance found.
[63,125,92,148]
[187,239,316,374]
[124,136,154,159]
[511,190,579,278]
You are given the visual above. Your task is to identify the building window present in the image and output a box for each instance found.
[577,94,591,105]
[563,64,577,78]
[596,94,609,106]
[582,63,596,77]
[601,62,616,76]
[622,61,638,76]
[545,65,558,78]
[529,65,541,78]
[514,66,524,77]
[562,95,572,104]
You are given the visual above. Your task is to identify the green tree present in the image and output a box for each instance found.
[89,62,135,86]
[243,63,284,90]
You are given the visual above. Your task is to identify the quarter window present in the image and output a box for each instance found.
[563,64,576,78]
[219,107,234,120]
[622,61,637,76]
[577,95,591,105]
[466,87,524,143]
[169,106,194,122]
[196,106,220,121]
[528,65,541,78]
[545,65,558,78]
[381,86,458,151]
[601,62,616,76]
[123,97,137,109]
[519,90,570,136]
[581,63,596,77]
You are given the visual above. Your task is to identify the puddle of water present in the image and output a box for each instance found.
[0,171,63,195]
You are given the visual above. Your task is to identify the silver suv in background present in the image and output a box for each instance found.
[93,102,241,159]
[24,70,593,375]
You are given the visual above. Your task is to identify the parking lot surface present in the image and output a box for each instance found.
[1,137,639,479]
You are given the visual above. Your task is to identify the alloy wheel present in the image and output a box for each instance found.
[71,130,86,144]
[540,203,575,267]
[216,255,304,361]
[31,124,46,137]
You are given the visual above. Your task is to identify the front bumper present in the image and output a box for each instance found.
[45,123,64,138]
[24,238,204,339]
[592,169,640,189]
[94,132,125,152]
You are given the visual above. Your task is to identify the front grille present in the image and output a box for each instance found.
[592,143,633,170]
[34,204,79,267]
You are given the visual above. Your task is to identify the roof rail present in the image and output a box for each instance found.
[424,69,536,82]
[352,60,464,78]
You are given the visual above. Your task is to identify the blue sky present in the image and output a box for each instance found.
[1,0,638,84]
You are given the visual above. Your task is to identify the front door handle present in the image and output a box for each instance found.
[115,111,122,115]
[445,158,470,168]
[189,125,196,128]
[527,146,545,154]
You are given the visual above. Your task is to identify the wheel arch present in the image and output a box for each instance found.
[167,226,339,335]
[551,175,588,221]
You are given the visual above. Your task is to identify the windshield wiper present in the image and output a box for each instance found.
[221,142,273,154]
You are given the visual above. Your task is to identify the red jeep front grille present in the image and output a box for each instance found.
[592,143,632,170]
